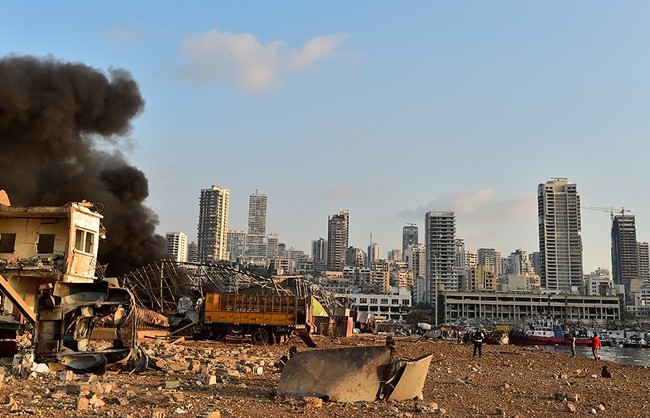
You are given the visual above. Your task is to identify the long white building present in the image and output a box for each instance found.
[444,291,620,323]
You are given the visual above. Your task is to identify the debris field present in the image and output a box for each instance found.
[0,334,648,418]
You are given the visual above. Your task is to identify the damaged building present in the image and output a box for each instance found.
[0,192,162,371]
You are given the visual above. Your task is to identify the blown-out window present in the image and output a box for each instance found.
[74,229,95,254]
[37,234,55,254]
[0,233,16,253]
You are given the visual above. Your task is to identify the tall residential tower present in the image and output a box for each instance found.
[197,185,230,263]
[611,214,639,298]
[402,224,419,256]
[326,210,349,271]
[537,178,583,292]
[246,192,267,259]
[425,211,458,304]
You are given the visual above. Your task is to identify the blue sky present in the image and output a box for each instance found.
[3,1,650,273]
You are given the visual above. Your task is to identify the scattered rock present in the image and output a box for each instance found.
[197,412,221,418]
[76,397,90,411]
[304,396,323,408]
[165,379,182,390]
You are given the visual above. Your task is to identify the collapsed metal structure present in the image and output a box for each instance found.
[120,260,347,316]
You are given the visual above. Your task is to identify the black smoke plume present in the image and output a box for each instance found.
[0,55,167,276]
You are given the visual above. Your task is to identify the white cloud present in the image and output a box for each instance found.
[180,29,346,92]
[325,184,355,200]
[398,188,539,252]
[399,188,536,224]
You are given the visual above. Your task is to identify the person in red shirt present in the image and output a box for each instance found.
[591,333,601,360]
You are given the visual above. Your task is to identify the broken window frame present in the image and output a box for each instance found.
[74,228,95,254]
[0,233,16,253]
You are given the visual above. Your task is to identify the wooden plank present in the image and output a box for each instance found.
[0,274,36,324]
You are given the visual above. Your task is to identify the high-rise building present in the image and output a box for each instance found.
[468,265,496,291]
[226,230,247,261]
[267,234,280,258]
[454,239,469,291]
[529,251,541,276]
[425,211,457,306]
[638,242,650,284]
[404,244,426,279]
[537,178,583,292]
[370,260,390,293]
[466,250,477,268]
[246,192,267,259]
[311,237,327,260]
[477,248,499,276]
[368,243,382,264]
[165,232,188,262]
[387,249,402,261]
[197,185,230,263]
[187,241,198,263]
[345,246,365,268]
[611,214,639,298]
[327,210,349,271]
[509,249,534,276]
[402,224,419,256]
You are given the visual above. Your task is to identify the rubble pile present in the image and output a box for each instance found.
[0,335,647,417]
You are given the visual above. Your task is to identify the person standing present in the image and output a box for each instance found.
[472,328,485,358]
[591,333,601,360]
[571,336,576,356]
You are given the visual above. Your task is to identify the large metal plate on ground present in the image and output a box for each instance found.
[278,346,391,402]
[387,353,433,401]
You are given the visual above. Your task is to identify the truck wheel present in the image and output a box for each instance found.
[251,327,270,345]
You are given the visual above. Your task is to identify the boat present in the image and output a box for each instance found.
[622,336,647,348]
[508,317,592,346]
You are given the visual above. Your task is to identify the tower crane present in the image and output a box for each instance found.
[583,206,631,220]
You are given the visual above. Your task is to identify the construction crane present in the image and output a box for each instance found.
[583,206,631,220]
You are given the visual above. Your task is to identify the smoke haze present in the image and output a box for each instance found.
[0,55,166,276]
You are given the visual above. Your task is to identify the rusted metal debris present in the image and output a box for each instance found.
[34,280,154,373]
[121,261,349,317]
[277,342,433,402]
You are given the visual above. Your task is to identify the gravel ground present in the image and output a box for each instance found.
[0,334,648,417]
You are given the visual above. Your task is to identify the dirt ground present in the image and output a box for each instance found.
[0,334,648,417]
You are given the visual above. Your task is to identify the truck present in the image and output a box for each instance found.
[187,292,317,346]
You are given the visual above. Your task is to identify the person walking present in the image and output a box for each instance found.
[591,333,601,360]
[472,328,485,358]
[571,336,576,356]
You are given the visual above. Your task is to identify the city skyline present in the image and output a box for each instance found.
[4,3,650,275]
[176,179,643,277]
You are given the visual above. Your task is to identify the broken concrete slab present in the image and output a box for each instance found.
[277,345,434,403]
[384,353,433,401]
